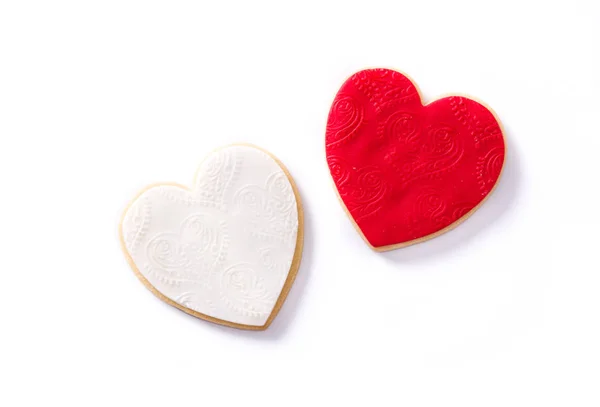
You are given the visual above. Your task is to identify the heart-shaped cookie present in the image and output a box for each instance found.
[119,144,303,330]
[326,68,505,251]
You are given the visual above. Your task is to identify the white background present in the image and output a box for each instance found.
[1,1,599,406]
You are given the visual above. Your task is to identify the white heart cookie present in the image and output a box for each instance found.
[119,145,303,330]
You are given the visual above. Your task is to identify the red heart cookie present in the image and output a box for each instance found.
[326,68,505,251]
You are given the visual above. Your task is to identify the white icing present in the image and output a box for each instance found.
[121,145,300,326]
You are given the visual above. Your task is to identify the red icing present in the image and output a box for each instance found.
[326,69,505,249]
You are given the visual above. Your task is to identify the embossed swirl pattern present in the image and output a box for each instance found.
[326,68,505,247]
[220,263,274,317]
[233,171,297,244]
[145,213,227,287]
[326,94,364,147]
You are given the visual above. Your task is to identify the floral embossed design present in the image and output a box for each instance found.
[477,146,505,195]
[326,93,365,148]
[145,213,228,288]
[233,171,298,245]
[326,69,505,248]
[176,292,217,314]
[194,148,241,210]
[122,195,151,255]
[220,263,276,318]
[329,156,389,221]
